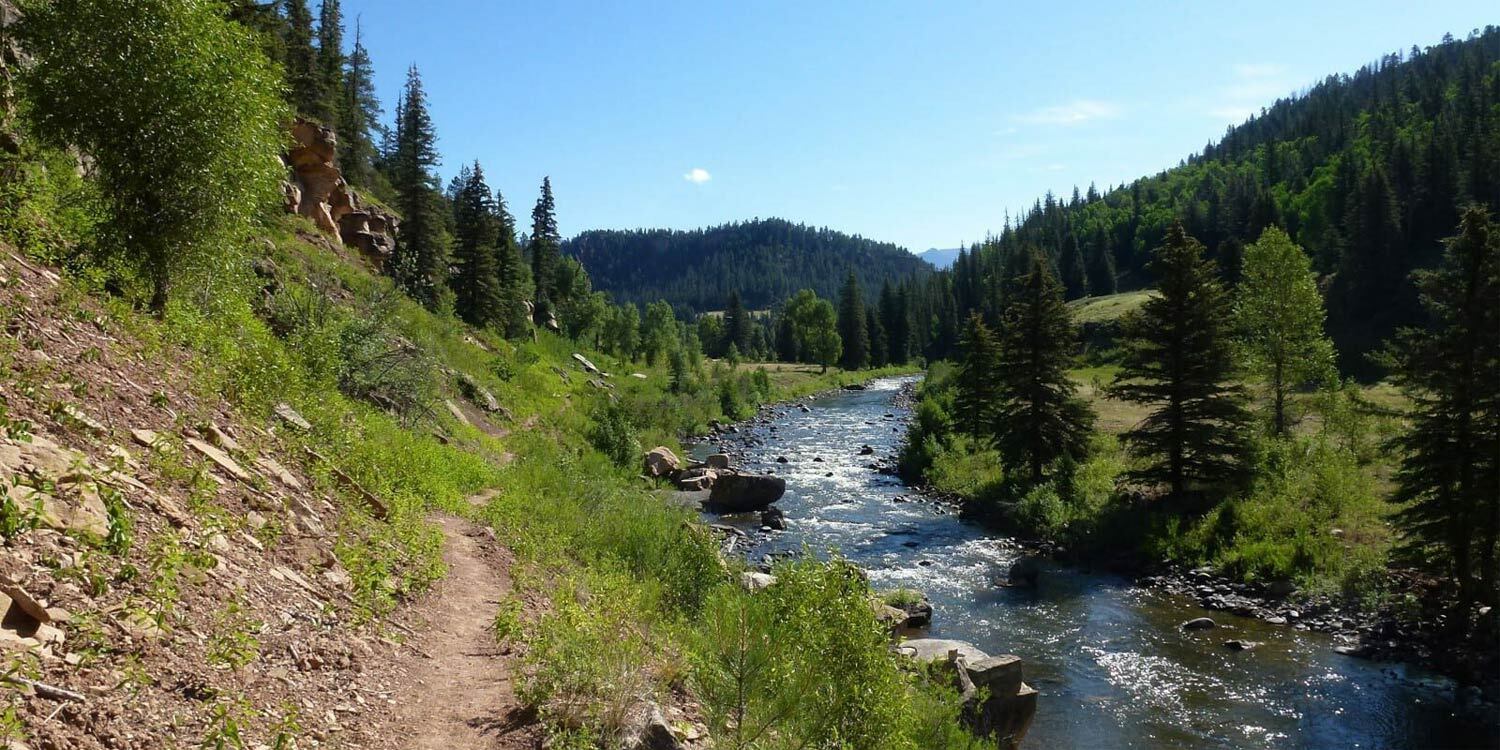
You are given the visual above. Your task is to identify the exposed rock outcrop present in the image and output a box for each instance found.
[707,472,786,513]
[284,119,399,269]
[898,639,1038,749]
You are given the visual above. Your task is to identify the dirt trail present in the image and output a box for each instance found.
[382,512,539,749]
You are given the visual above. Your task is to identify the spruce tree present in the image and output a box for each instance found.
[1086,226,1118,296]
[281,0,322,118]
[314,0,342,124]
[450,162,503,327]
[528,177,561,325]
[1234,226,1335,434]
[867,308,887,368]
[336,21,381,187]
[1388,207,1500,619]
[1110,221,1250,497]
[880,281,911,365]
[388,66,446,308]
[994,253,1096,483]
[837,271,870,369]
[724,291,751,352]
[492,186,532,338]
[954,313,1001,440]
[1058,232,1089,300]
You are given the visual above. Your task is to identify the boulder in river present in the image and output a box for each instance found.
[1007,556,1041,588]
[707,472,786,513]
[1223,639,1259,652]
[675,467,717,491]
[761,506,787,530]
[704,453,731,470]
[897,639,1037,747]
[859,445,875,455]
[1182,617,1217,630]
[643,446,681,478]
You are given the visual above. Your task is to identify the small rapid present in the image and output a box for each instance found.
[690,376,1497,749]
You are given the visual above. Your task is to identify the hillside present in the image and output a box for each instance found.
[562,218,930,313]
[941,26,1500,373]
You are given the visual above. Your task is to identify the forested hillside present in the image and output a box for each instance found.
[931,26,1500,373]
[563,218,931,313]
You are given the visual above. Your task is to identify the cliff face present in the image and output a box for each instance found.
[284,119,398,269]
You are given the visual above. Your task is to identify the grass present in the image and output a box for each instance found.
[1067,289,1156,324]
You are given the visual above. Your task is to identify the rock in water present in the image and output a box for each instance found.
[1223,639,1259,651]
[1181,617,1217,630]
[761,506,787,530]
[708,473,786,513]
[1007,556,1041,588]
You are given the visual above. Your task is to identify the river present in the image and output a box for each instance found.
[691,376,1498,749]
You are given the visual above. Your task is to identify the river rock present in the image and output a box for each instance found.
[1182,617,1217,630]
[643,446,681,478]
[1007,556,1041,588]
[1223,639,1259,651]
[760,507,787,530]
[740,572,776,592]
[859,445,875,455]
[707,473,785,513]
[704,453,731,470]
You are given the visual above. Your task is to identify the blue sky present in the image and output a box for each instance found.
[343,0,1492,252]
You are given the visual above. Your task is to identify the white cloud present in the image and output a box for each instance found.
[683,167,712,184]
[1014,99,1121,126]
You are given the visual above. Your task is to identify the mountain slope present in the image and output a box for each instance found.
[563,218,930,313]
[949,26,1500,372]
[916,247,962,269]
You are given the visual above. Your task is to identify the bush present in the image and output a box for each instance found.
[588,400,639,468]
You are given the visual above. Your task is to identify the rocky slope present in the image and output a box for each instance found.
[283,119,398,270]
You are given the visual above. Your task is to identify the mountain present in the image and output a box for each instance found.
[916,247,963,268]
[933,26,1500,373]
[563,218,930,313]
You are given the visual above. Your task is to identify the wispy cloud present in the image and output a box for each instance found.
[683,167,711,184]
[1014,99,1121,126]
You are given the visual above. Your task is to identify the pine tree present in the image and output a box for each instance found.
[1086,226,1118,296]
[1110,221,1250,497]
[281,0,322,118]
[336,21,380,187]
[879,281,911,365]
[867,308,887,368]
[1058,232,1089,299]
[1234,226,1335,434]
[492,186,531,338]
[837,271,870,370]
[314,0,342,124]
[449,162,503,327]
[724,291,751,352]
[388,66,446,308]
[994,253,1095,483]
[954,313,1000,439]
[1388,207,1500,619]
[528,177,561,325]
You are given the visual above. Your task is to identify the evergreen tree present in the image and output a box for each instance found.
[994,253,1095,482]
[1058,232,1089,299]
[867,308,887,368]
[880,281,911,365]
[388,66,446,308]
[493,187,532,338]
[953,313,1000,439]
[1086,226,1118,296]
[1110,222,1250,497]
[1234,226,1335,434]
[528,177,561,324]
[314,0,342,123]
[724,290,751,353]
[281,0,322,118]
[837,271,870,369]
[1388,207,1500,619]
[337,21,381,188]
[449,162,503,327]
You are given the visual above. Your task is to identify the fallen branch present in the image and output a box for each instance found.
[304,447,390,519]
[10,677,86,703]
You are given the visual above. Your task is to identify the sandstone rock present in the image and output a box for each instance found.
[444,400,472,427]
[675,466,716,491]
[1182,617,1217,630]
[897,638,988,664]
[255,456,303,490]
[273,403,312,431]
[0,585,49,625]
[740,572,776,592]
[707,473,785,513]
[704,453,731,470]
[643,447,681,478]
[57,404,106,435]
[201,423,240,452]
[185,438,251,482]
[571,353,602,375]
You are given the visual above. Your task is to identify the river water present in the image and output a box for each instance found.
[691,376,1498,749]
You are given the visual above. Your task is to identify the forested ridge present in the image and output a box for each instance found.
[928,26,1500,373]
[563,218,932,313]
